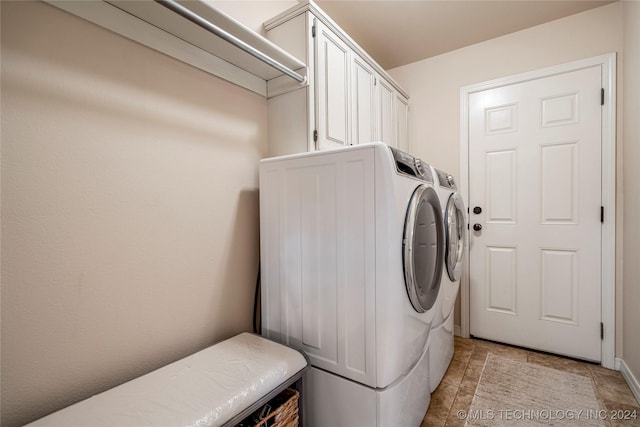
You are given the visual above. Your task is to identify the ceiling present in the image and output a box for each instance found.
[314,1,614,70]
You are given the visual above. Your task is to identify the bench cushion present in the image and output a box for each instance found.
[27,333,308,427]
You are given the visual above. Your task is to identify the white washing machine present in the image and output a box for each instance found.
[429,168,467,392]
[259,142,445,426]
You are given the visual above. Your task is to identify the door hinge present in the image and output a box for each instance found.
[312,25,316,38]
[601,322,604,340]
[601,206,604,223]
[601,88,605,106]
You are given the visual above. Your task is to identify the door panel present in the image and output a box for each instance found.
[486,150,517,222]
[469,66,602,361]
[541,141,579,223]
[540,249,578,324]
[485,246,517,315]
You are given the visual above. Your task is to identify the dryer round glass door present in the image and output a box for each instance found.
[403,185,445,313]
[445,193,467,282]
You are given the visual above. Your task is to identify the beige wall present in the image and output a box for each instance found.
[0,1,277,425]
[388,2,625,353]
[623,0,640,381]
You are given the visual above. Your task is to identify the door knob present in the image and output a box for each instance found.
[473,223,482,231]
[473,206,482,214]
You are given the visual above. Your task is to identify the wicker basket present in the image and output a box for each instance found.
[248,388,299,427]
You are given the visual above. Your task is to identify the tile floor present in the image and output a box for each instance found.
[422,337,640,426]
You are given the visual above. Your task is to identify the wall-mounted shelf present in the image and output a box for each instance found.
[44,0,308,97]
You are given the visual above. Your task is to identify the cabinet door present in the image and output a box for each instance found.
[377,78,396,147]
[351,55,376,145]
[316,21,350,149]
[396,95,409,152]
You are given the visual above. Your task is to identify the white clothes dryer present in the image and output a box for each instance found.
[429,168,467,392]
[259,142,445,426]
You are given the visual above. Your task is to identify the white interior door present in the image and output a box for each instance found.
[468,66,602,361]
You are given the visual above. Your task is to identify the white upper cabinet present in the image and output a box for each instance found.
[351,55,377,146]
[264,1,409,156]
[316,21,351,150]
[377,78,396,148]
[396,94,409,152]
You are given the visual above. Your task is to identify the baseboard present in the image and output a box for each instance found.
[454,324,461,337]
[617,357,640,405]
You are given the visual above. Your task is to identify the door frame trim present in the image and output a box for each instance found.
[459,53,616,369]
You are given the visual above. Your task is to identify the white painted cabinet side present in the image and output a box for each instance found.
[265,13,314,155]
[267,88,311,156]
[265,13,308,63]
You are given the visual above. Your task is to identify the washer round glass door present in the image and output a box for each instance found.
[403,185,444,313]
[445,193,467,282]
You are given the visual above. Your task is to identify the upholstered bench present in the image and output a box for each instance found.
[27,333,309,427]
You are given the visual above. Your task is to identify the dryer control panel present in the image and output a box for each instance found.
[434,168,457,190]
[389,147,434,183]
